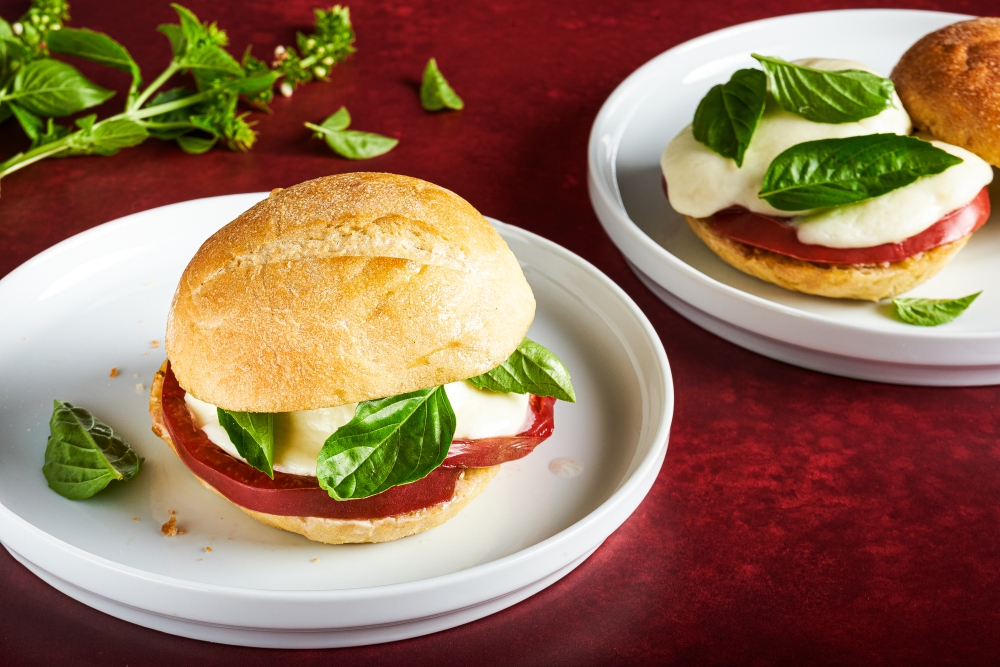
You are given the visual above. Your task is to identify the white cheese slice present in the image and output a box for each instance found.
[184,382,531,477]
[660,58,993,249]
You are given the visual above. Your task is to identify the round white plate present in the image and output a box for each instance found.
[588,9,1000,386]
[0,194,672,648]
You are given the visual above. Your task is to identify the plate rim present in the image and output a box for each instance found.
[0,193,673,607]
[587,8,1000,349]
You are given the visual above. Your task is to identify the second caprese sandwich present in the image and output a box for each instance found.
[661,56,992,301]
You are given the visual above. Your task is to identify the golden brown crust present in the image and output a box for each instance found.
[149,361,499,545]
[166,172,535,412]
[685,214,969,301]
[892,17,1000,166]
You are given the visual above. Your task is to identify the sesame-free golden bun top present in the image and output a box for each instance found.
[165,172,536,412]
[892,17,1000,166]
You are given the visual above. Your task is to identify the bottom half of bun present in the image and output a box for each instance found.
[149,366,499,544]
[685,214,970,302]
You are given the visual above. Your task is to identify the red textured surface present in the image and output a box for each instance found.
[3,0,1000,665]
[712,186,991,264]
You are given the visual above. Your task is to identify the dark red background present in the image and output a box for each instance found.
[3,0,1000,665]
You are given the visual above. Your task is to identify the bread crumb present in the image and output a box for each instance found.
[168,509,175,515]
[311,558,319,563]
[178,529,187,535]
[135,383,145,392]
[133,373,139,378]
[205,546,212,552]
[150,339,160,348]
[142,352,149,357]
[109,367,119,378]
[161,516,179,536]
[132,517,139,521]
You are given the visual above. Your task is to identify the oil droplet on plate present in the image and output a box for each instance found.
[549,457,583,478]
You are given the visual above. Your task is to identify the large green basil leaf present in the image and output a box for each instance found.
[692,68,766,167]
[316,387,454,500]
[752,54,895,124]
[217,409,275,478]
[758,134,963,211]
[67,118,149,155]
[892,292,981,327]
[420,58,464,111]
[467,338,576,402]
[6,59,114,117]
[46,27,141,90]
[43,401,142,500]
[178,44,243,76]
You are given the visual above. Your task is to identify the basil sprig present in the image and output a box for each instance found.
[316,387,455,500]
[217,409,275,478]
[692,68,766,167]
[467,338,576,402]
[43,400,142,500]
[305,106,398,159]
[752,54,895,124]
[892,292,981,327]
[759,134,963,211]
[420,57,463,111]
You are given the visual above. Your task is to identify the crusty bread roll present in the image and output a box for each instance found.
[166,172,535,412]
[148,367,498,544]
[892,17,1000,167]
[685,214,970,301]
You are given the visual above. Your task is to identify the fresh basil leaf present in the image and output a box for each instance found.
[0,103,10,125]
[88,119,150,154]
[178,44,243,76]
[420,58,464,111]
[227,69,278,97]
[323,129,398,159]
[467,338,576,402]
[144,86,199,139]
[176,133,217,154]
[316,387,454,500]
[892,292,981,327]
[319,106,351,132]
[46,28,141,85]
[157,23,186,57]
[7,59,114,117]
[0,36,29,83]
[0,17,12,39]
[752,54,895,124]
[692,68,766,167]
[217,409,275,478]
[42,400,142,500]
[8,102,43,144]
[759,134,963,211]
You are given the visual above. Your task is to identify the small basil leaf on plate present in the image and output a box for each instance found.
[420,58,464,111]
[891,292,981,327]
[6,59,114,117]
[217,409,275,478]
[467,338,576,402]
[752,54,895,124]
[692,68,766,167]
[43,400,142,500]
[317,387,454,500]
[759,134,963,211]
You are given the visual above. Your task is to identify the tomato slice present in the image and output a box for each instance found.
[159,363,555,519]
[710,187,990,265]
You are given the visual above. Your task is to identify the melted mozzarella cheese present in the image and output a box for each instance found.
[661,58,994,249]
[184,382,530,477]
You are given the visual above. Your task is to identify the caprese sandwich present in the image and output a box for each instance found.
[149,172,575,544]
[661,55,993,301]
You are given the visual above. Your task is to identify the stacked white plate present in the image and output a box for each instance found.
[588,9,1000,386]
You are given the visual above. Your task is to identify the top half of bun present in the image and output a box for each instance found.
[892,17,1000,167]
[165,172,535,412]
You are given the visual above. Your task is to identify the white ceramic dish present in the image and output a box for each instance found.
[0,194,671,648]
[588,9,1000,386]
